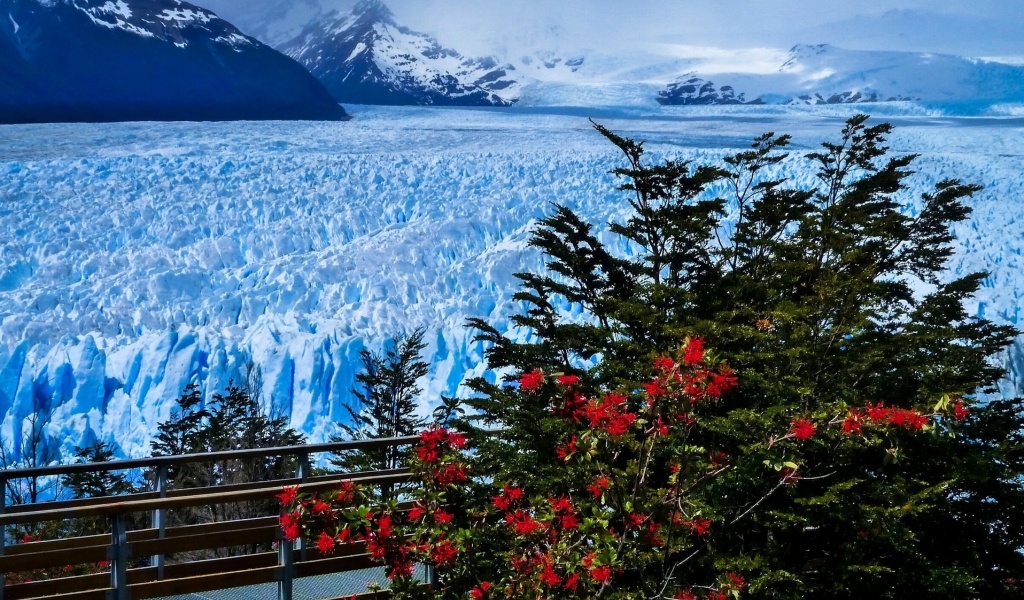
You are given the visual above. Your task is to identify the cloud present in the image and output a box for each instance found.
[197,0,1024,59]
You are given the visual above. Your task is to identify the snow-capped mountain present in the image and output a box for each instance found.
[658,44,1024,106]
[279,0,520,107]
[0,0,347,123]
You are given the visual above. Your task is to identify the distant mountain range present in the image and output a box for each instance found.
[5,0,1024,122]
[657,44,1024,106]
[0,0,347,124]
[279,0,519,107]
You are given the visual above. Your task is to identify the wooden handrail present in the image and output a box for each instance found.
[0,435,420,481]
[0,469,411,526]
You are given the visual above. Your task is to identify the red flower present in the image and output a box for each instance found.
[654,356,676,372]
[548,495,574,514]
[555,436,577,461]
[560,513,580,530]
[674,591,696,600]
[563,573,580,592]
[311,499,333,517]
[866,402,891,423]
[416,446,440,463]
[706,367,738,397]
[790,418,816,441]
[276,485,299,506]
[376,514,393,538]
[589,565,612,585]
[316,531,335,555]
[604,411,637,437]
[643,379,667,400]
[727,572,747,590]
[557,374,580,387]
[687,517,711,536]
[683,337,705,366]
[470,582,492,599]
[842,410,864,435]
[430,540,459,565]
[520,369,545,392]
[540,564,561,587]
[434,463,468,485]
[447,431,467,448]
[408,504,426,521]
[433,508,454,525]
[588,475,611,499]
[280,511,302,541]
[890,408,928,430]
[953,401,970,421]
[337,481,357,505]
[505,510,543,536]
[708,591,729,600]
[625,512,646,530]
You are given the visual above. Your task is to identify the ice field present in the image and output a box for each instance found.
[3,103,1024,459]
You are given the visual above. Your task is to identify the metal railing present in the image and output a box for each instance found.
[0,436,421,600]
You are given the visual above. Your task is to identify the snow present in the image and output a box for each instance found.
[98,1,131,20]
[3,104,1024,462]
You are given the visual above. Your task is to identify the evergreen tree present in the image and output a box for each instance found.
[151,380,305,547]
[331,329,429,496]
[460,116,1024,599]
[62,441,136,499]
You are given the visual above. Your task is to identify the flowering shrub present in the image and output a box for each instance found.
[280,338,971,599]
[3,528,111,586]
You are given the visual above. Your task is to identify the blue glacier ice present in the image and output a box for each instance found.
[3,104,1024,462]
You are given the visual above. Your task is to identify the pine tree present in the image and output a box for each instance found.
[460,116,1024,599]
[151,380,305,546]
[331,329,429,498]
[62,441,136,499]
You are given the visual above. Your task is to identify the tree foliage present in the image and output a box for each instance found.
[456,115,1024,599]
[331,329,430,486]
[152,379,305,546]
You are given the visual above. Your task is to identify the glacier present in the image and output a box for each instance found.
[3,103,1024,462]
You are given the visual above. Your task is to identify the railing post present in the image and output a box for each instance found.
[110,513,129,600]
[296,454,309,560]
[278,537,294,600]
[151,464,168,579]
[1,475,6,600]
[296,453,310,482]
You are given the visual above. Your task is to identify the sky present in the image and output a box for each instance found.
[199,0,1024,61]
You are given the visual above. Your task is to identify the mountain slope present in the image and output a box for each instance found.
[0,0,347,123]
[658,44,1024,106]
[279,0,519,107]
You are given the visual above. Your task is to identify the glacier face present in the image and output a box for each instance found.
[3,104,1024,462]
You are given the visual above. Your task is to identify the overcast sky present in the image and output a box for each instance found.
[201,0,1024,60]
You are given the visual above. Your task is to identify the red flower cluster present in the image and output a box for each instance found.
[416,427,467,463]
[843,403,931,435]
[520,369,545,392]
[557,374,580,387]
[470,582,492,600]
[280,511,302,541]
[505,509,544,536]
[583,393,638,438]
[790,418,816,441]
[492,484,524,511]
[682,337,705,366]
[588,475,611,499]
[430,539,459,565]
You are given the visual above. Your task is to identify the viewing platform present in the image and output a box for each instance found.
[0,437,421,600]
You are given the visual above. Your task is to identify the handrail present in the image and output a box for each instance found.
[0,430,453,600]
[0,435,421,481]
[0,469,411,526]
